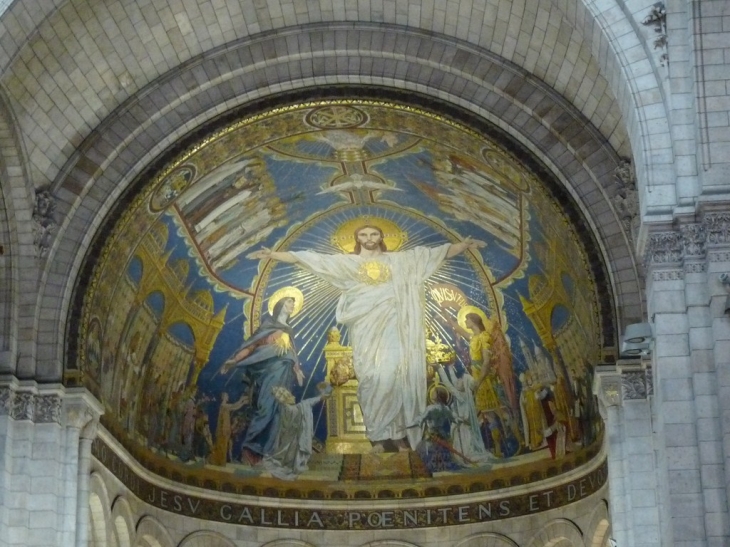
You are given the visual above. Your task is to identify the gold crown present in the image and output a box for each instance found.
[425,330,456,364]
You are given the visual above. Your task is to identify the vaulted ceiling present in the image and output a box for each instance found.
[0,0,665,399]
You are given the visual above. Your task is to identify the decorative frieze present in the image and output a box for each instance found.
[706,213,730,245]
[613,160,639,243]
[684,262,706,273]
[621,368,652,401]
[642,2,668,67]
[11,391,35,421]
[709,251,730,263]
[645,214,730,270]
[594,364,652,407]
[680,223,706,258]
[0,386,61,423]
[0,380,101,427]
[92,435,607,529]
[645,231,682,266]
[652,269,683,281]
[35,394,63,423]
[32,188,57,258]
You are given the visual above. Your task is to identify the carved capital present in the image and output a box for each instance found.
[705,212,730,246]
[34,394,62,423]
[0,379,101,429]
[680,223,706,258]
[11,391,34,421]
[644,231,682,267]
[594,364,653,411]
[63,390,103,439]
[645,213,730,271]
[0,381,63,423]
[594,368,622,413]
[621,367,653,400]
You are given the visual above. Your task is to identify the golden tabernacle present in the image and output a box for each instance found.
[323,327,370,454]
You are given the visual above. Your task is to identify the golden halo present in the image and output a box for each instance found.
[457,305,491,332]
[331,216,407,253]
[267,287,304,318]
[428,383,451,405]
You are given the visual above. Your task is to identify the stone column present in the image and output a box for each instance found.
[596,361,660,547]
[0,376,102,547]
[64,391,101,547]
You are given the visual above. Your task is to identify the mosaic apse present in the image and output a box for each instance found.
[75,101,605,499]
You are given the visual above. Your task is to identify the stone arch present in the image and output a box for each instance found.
[0,90,36,377]
[2,1,631,186]
[585,500,611,547]
[178,531,236,547]
[455,532,520,547]
[566,0,673,200]
[541,0,672,202]
[89,472,113,547]
[0,0,670,216]
[525,518,585,547]
[48,26,640,383]
[110,496,136,547]
[135,516,174,547]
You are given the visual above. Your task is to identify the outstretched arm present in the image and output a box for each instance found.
[446,236,486,259]
[246,246,300,264]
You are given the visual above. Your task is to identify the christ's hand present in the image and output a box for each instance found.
[247,247,272,260]
[246,247,299,264]
[446,237,487,258]
[463,236,486,250]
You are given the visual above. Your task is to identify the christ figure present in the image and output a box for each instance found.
[248,224,485,452]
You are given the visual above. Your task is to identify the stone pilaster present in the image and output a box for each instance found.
[643,213,730,547]
[595,361,660,547]
[0,376,102,547]
[705,212,730,546]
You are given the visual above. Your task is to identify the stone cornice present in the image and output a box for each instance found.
[92,430,608,529]
[644,211,730,270]
[0,375,103,428]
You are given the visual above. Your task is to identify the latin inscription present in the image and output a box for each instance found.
[92,438,607,529]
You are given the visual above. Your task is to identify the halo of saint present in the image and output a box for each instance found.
[330,216,407,253]
[457,305,492,331]
[267,286,305,317]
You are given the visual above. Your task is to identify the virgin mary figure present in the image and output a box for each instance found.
[220,287,305,465]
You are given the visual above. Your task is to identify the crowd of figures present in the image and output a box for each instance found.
[132,296,330,480]
[129,298,599,480]
[411,312,600,474]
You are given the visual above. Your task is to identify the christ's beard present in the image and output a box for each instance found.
[361,241,380,250]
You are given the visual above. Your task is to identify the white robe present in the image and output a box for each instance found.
[292,244,450,449]
[437,367,491,464]
[263,396,319,480]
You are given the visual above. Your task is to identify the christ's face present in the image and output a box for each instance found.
[356,227,383,251]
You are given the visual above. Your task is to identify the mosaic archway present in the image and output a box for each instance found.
[74,100,605,504]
